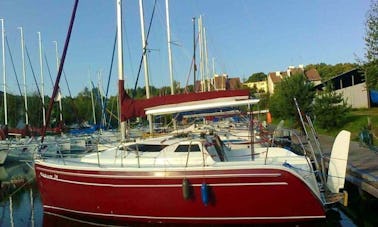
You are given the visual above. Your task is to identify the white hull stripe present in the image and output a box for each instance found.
[44,205,325,221]
[40,174,288,187]
[36,166,282,179]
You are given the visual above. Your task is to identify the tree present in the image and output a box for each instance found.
[246,72,267,82]
[365,0,378,62]
[364,0,378,89]
[313,83,351,129]
[305,63,358,80]
[269,73,315,126]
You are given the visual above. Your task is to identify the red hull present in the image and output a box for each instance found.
[35,162,325,224]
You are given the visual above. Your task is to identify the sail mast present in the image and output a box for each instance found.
[116,0,127,141]
[1,19,8,128]
[38,32,46,127]
[192,17,196,92]
[89,70,96,125]
[165,0,174,95]
[53,41,64,133]
[165,0,177,130]
[138,0,153,135]
[41,0,79,142]
[18,27,29,127]
[198,15,203,92]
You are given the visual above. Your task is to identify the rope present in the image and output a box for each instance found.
[43,53,55,86]
[101,29,117,129]
[132,0,157,98]
[5,36,23,97]
[24,45,43,99]
[184,33,200,93]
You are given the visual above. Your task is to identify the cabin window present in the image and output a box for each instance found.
[174,144,201,153]
[124,144,168,152]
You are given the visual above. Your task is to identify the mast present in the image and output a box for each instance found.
[1,19,8,128]
[117,0,127,141]
[38,32,46,127]
[192,17,196,92]
[53,41,64,132]
[165,0,174,95]
[18,27,29,127]
[139,0,153,135]
[198,15,204,92]
[41,0,79,142]
[89,69,96,125]
[98,71,106,127]
[204,27,210,92]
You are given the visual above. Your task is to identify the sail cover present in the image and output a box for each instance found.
[119,81,251,120]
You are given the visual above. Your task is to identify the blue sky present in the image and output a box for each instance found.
[0,0,371,97]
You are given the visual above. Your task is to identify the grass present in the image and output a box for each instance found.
[271,108,378,144]
[340,108,378,144]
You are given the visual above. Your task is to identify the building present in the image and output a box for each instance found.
[314,68,368,108]
[195,73,242,92]
[243,80,268,93]
[267,65,321,94]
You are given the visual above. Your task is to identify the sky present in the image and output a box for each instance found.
[0,0,372,97]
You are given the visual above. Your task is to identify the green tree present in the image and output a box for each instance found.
[365,60,378,89]
[365,0,378,62]
[27,92,44,128]
[246,72,267,82]
[313,83,351,129]
[269,73,315,126]
[305,63,358,81]
[364,0,378,89]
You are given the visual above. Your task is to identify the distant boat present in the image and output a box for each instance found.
[0,143,9,165]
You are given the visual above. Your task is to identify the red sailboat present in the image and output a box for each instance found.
[35,0,350,225]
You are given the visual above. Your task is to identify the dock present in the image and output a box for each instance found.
[317,134,378,198]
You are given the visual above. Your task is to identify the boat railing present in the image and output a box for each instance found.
[185,141,193,167]
[36,142,66,165]
[294,98,328,192]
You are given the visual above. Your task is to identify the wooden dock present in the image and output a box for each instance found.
[317,134,378,198]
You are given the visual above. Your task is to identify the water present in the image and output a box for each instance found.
[0,161,376,227]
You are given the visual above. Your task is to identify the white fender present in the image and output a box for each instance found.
[327,130,351,193]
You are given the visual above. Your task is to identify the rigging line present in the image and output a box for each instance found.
[44,51,79,123]
[62,69,72,97]
[45,45,80,124]
[106,98,116,129]
[5,36,35,129]
[5,36,23,98]
[105,29,117,100]
[91,80,102,116]
[101,29,117,129]
[124,21,135,88]
[90,80,99,124]
[184,58,194,94]
[24,45,43,100]
[184,33,200,93]
[132,0,157,98]
[42,0,79,142]
[43,53,55,86]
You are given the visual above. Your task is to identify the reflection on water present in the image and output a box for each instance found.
[0,161,43,227]
[0,161,376,227]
